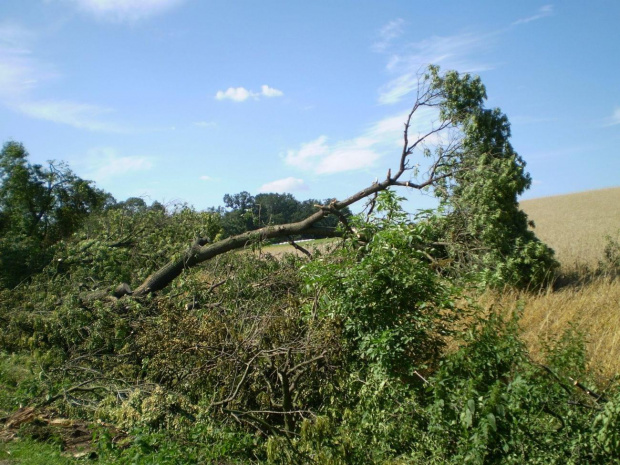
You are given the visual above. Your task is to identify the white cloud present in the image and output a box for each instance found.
[285,134,381,175]
[285,135,330,170]
[199,175,213,181]
[259,177,309,193]
[376,31,495,105]
[285,107,441,175]
[373,18,405,52]
[13,100,126,132]
[82,147,153,182]
[66,0,185,22]
[215,87,253,102]
[215,85,283,102]
[193,121,217,128]
[0,22,128,132]
[316,144,380,175]
[261,84,283,98]
[513,5,554,26]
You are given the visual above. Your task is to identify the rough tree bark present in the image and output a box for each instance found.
[129,71,456,297]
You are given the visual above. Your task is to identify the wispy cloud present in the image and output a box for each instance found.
[193,121,217,128]
[376,30,495,105]
[12,100,127,132]
[81,147,154,182]
[65,0,185,22]
[259,177,309,193]
[215,85,284,102]
[372,18,405,52]
[285,19,499,174]
[0,21,129,132]
[513,5,554,26]
[0,22,51,98]
[605,107,620,127]
[199,175,213,181]
[0,22,36,51]
[374,6,553,106]
[285,107,438,175]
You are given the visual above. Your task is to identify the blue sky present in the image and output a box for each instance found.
[1,0,619,211]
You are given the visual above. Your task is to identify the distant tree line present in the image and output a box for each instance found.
[216,191,351,238]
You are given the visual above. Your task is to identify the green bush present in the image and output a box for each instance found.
[302,191,460,378]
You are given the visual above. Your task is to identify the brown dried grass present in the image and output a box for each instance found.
[488,187,620,377]
[480,280,620,378]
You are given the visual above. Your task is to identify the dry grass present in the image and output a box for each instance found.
[260,238,339,258]
[520,279,620,377]
[480,280,620,378]
[488,187,620,377]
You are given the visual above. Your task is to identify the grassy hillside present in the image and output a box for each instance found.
[520,186,620,269]
[497,187,620,377]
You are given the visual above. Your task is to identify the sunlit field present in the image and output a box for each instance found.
[490,187,620,378]
[520,187,620,270]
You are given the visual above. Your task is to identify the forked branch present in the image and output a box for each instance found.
[128,71,461,297]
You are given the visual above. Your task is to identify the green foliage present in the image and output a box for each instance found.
[0,141,111,288]
[220,190,350,237]
[94,421,261,464]
[415,311,618,464]
[0,203,222,380]
[0,352,44,413]
[426,66,558,288]
[0,438,78,465]
[302,190,459,377]
[54,203,221,287]
[592,390,620,458]
[0,68,608,464]
[267,311,619,465]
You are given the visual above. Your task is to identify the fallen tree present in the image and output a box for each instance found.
[0,67,575,463]
[126,65,555,297]
[132,174,441,296]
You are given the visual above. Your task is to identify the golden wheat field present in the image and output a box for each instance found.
[520,187,620,269]
[507,187,620,377]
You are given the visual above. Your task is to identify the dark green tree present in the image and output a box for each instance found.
[0,141,110,287]
[428,67,558,287]
[219,191,353,237]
